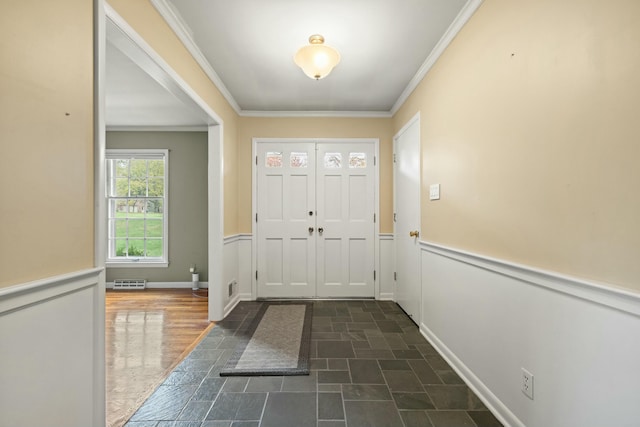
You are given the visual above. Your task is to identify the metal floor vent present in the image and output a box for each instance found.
[113,279,146,290]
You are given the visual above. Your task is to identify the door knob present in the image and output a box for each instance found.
[409,230,419,238]
[308,227,314,234]
[318,227,324,235]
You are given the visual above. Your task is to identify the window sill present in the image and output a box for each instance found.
[106,261,169,268]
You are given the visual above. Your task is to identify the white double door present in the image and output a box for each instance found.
[256,141,375,298]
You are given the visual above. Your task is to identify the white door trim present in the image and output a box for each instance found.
[252,137,380,299]
[103,5,225,321]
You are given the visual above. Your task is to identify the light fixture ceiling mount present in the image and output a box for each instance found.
[294,34,340,80]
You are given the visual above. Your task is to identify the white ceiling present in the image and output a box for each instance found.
[105,0,477,127]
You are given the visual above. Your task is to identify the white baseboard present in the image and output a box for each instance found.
[419,323,521,427]
[379,292,394,300]
[224,293,241,318]
[238,292,253,301]
[106,281,209,289]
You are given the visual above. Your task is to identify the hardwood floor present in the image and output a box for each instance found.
[105,289,214,427]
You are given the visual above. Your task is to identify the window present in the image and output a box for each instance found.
[290,152,308,168]
[265,152,283,167]
[106,149,168,266]
[324,152,342,168]
[349,152,367,168]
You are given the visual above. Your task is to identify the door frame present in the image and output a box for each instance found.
[393,111,422,322]
[99,5,226,322]
[252,137,380,300]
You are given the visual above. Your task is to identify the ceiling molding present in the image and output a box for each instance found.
[150,0,242,115]
[151,0,482,119]
[390,0,484,116]
[106,126,208,132]
[240,110,393,119]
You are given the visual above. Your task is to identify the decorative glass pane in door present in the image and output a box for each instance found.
[290,152,308,168]
[324,152,342,168]
[265,152,283,167]
[349,152,367,168]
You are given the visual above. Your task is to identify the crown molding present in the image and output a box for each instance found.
[150,0,242,115]
[151,0,482,119]
[239,110,393,119]
[106,125,208,132]
[390,0,483,115]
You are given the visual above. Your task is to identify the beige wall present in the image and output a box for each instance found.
[0,0,94,288]
[394,0,640,290]
[107,0,240,236]
[238,116,394,233]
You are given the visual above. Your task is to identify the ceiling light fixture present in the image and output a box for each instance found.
[294,34,340,80]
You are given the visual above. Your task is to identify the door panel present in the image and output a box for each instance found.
[316,142,375,298]
[394,118,421,323]
[257,142,316,298]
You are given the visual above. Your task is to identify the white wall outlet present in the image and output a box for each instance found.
[522,368,534,399]
[429,183,440,200]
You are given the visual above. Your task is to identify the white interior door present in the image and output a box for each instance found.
[256,142,316,298]
[316,143,375,297]
[256,140,376,298]
[394,116,421,323]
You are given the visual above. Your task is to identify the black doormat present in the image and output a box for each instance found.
[220,301,313,376]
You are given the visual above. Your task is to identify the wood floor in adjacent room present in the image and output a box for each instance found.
[106,289,214,427]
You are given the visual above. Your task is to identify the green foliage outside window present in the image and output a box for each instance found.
[107,153,166,261]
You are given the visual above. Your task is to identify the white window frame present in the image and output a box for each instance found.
[105,149,169,267]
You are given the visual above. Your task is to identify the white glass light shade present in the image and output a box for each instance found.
[294,35,340,80]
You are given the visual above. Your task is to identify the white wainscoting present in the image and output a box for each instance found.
[223,234,253,317]
[0,268,105,427]
[237,235,253,301]
[378,233,395,300]
[419,242,640,427]
[236,233,395,302]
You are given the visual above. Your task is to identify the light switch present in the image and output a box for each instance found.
[429,184,440,200]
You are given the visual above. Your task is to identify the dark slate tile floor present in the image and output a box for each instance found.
[125,300,503,427]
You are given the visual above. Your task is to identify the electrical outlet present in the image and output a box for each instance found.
[522,368,534,400]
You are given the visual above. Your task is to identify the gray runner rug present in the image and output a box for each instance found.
[220,301,313,376]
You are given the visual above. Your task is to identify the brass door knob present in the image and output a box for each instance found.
[409,230,420,238]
